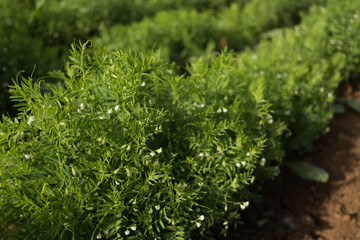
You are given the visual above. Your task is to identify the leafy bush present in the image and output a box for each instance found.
[0,43,282,239]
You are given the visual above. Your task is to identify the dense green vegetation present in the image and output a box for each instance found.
[1,0,360,239]
[0,0,323,116]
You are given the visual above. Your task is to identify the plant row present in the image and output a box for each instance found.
[0,0,323,115]
[1,0,360,239]
[100,0,326,65]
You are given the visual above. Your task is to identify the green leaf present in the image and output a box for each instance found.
[345,98,360,113]
[285,161,329,183]
[333,103,346,114]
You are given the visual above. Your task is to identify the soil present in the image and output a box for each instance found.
[219,78,360,240]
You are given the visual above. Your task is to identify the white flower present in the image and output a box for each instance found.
[199,152,204,157]
[130,225,137,231]
[196,222,201,228]
[241,201,250,210]
[96,233,102,239]
[241,161,247,166]
[99,116,106,120]
[200,103,205,108]
[236,163,241,168]
[24,154,31,160]
[124,230,130,236]
[27,116,35,125]
[246,152,250,156]
[79,103,85,110]
[199,215,205,221]
[155,205,161,211]
[150,152,156,157]
[217,108,222,113]
[107,109,112,114]
[260,158,266,166]
[141,82,146,87]
[149,208,153,214]
[104,230,109,235]
[205,153,209,157]
[114,105,119,111]
[156,148,162,153]
[223,108,228,113]
[268,119,273,124]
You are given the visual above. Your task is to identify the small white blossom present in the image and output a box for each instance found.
[79,103,85,110]
[99,116,106,120]
[96,233,102,239]
[205,153,210,157]
[27,116,35,125]
[130,225,137,231]
[241,161,247,166]
[241,201,250,210]
[114,105,119,111]
[223,108,228,113]
[104,230,109,235]
[150,152,156,157]
[124,230,130,236]
[246,152,250,157]
[107,109,112,114]
[196,222,201,228]
[155,205,161,211]
[199,152,204,157]
[236,163,241,168]
[217,108,222,113]
[149,208,153,214]
[24,154,31,160]
[156,148,162,153]
[268,119,273,124]
[199,215,205,221]
[200,103,205,108]
[260,158,266,166]
[141,82,146,87]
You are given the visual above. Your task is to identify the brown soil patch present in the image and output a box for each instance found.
[219,79,360,240]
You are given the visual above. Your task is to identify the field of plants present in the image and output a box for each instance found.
[0,0,360,239]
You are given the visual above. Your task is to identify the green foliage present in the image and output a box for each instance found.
[0,43,282,239]
[0,0,66,116]
[100,0,326,64]
[285,161,329,183]
[1,0,360,238]
[234,2,356,151]
[0,0,248,116]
